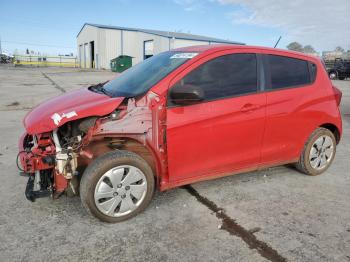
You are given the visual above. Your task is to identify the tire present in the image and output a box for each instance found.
[80,150,155,223]
[329,71,337,80]
[296,128,336,176]
[338,76,345,80]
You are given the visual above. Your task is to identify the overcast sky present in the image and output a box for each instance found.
[176,0,350,51]
[219,0,350,51]
[1,0,349,55]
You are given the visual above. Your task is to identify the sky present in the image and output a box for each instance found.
[1,0,349,55]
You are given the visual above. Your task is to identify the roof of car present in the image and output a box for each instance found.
[174,45,320,60]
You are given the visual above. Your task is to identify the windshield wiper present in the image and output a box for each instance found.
[99,86,111,96]
[88,81,111,96]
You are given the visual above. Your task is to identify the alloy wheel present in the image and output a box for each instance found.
[309,135,334,170]
[94,165,147,217]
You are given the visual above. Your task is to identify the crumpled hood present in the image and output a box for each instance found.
[24,88,124,135]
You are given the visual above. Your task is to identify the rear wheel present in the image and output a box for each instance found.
[296,128,336,176]
[338,76,345,80]
[80,150,155,223]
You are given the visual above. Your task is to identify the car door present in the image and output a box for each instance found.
[166,51,267,183]
[260,54,318,165]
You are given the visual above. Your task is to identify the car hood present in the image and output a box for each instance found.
[24,88,124,135]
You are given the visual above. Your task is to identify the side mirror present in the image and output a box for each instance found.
[169,84,204,106]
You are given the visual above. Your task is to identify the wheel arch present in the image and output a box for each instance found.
[319,123,341,144]
[83,136,161,180]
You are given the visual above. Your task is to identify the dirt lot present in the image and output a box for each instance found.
[0,65,349,262]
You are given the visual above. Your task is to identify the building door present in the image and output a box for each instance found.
[90,41,95,68]
[79,45,83,68]
[84,43,89,68]
[144,40,154,60]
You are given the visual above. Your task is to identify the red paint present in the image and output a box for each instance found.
[23,88,124,135]
[54,172,68,193]
[19,45,343,194]
[18,133,55,173]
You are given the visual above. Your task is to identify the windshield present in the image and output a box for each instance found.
[103,51,199,97]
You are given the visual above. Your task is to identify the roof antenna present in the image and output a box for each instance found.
[274,36,282,48]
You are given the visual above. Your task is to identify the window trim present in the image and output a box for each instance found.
[262,54,317,92]
[167,53,261,108]
[308,61,317,83]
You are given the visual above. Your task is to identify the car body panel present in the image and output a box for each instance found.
[166,92,266,183]
[23,88,124,135]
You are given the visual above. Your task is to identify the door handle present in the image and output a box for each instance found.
[240,103,261,113]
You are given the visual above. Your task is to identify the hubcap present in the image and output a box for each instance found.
[94,165,147,217]
[309,135,334,170]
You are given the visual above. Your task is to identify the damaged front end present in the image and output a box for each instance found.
[18,118,94,201]
[18,92,167,202]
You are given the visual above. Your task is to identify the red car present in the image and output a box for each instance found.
[18,45,342,222]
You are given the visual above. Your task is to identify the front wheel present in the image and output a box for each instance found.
[80,150,155,223]
[296,128,336,176]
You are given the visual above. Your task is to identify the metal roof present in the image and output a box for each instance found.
[78,23,244,45]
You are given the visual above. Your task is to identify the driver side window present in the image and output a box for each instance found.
[174,53,258,102]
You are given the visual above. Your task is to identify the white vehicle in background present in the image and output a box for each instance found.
[0,52,14,64]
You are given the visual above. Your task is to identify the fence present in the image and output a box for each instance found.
[14,55,79,68]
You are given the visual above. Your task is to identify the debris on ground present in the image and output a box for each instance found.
[6,101,20,106]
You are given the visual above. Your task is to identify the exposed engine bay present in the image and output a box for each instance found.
[18,93,166,202]
[18,117,97,200]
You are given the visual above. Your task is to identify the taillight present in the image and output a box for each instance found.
[333,85,342,106]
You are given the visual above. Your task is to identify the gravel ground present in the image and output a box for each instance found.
[0,65,349,262]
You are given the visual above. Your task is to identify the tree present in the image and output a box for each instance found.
[303,45,316,54]
[335,46,344,53]
[286,42,304,52]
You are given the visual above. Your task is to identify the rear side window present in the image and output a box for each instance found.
[266,55,311,90]
[178,53,257,101]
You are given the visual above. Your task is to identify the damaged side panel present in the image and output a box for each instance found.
[86,93,168,184]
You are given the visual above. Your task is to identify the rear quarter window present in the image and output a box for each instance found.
[266,55,313,90]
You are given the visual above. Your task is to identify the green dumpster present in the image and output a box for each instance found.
[110,55,133,73]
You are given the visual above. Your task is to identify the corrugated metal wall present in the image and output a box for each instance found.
[77,25,221,70]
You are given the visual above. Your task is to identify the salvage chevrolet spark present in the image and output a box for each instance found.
[18,45,342,222]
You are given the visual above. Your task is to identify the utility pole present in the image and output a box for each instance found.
[0,36,2,54]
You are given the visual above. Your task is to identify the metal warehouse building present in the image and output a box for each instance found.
[77,23,243,69]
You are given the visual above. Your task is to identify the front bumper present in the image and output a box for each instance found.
[18,132,55,174]
[17,132,56,201]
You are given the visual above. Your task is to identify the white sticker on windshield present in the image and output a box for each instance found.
[170,53,199,59]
